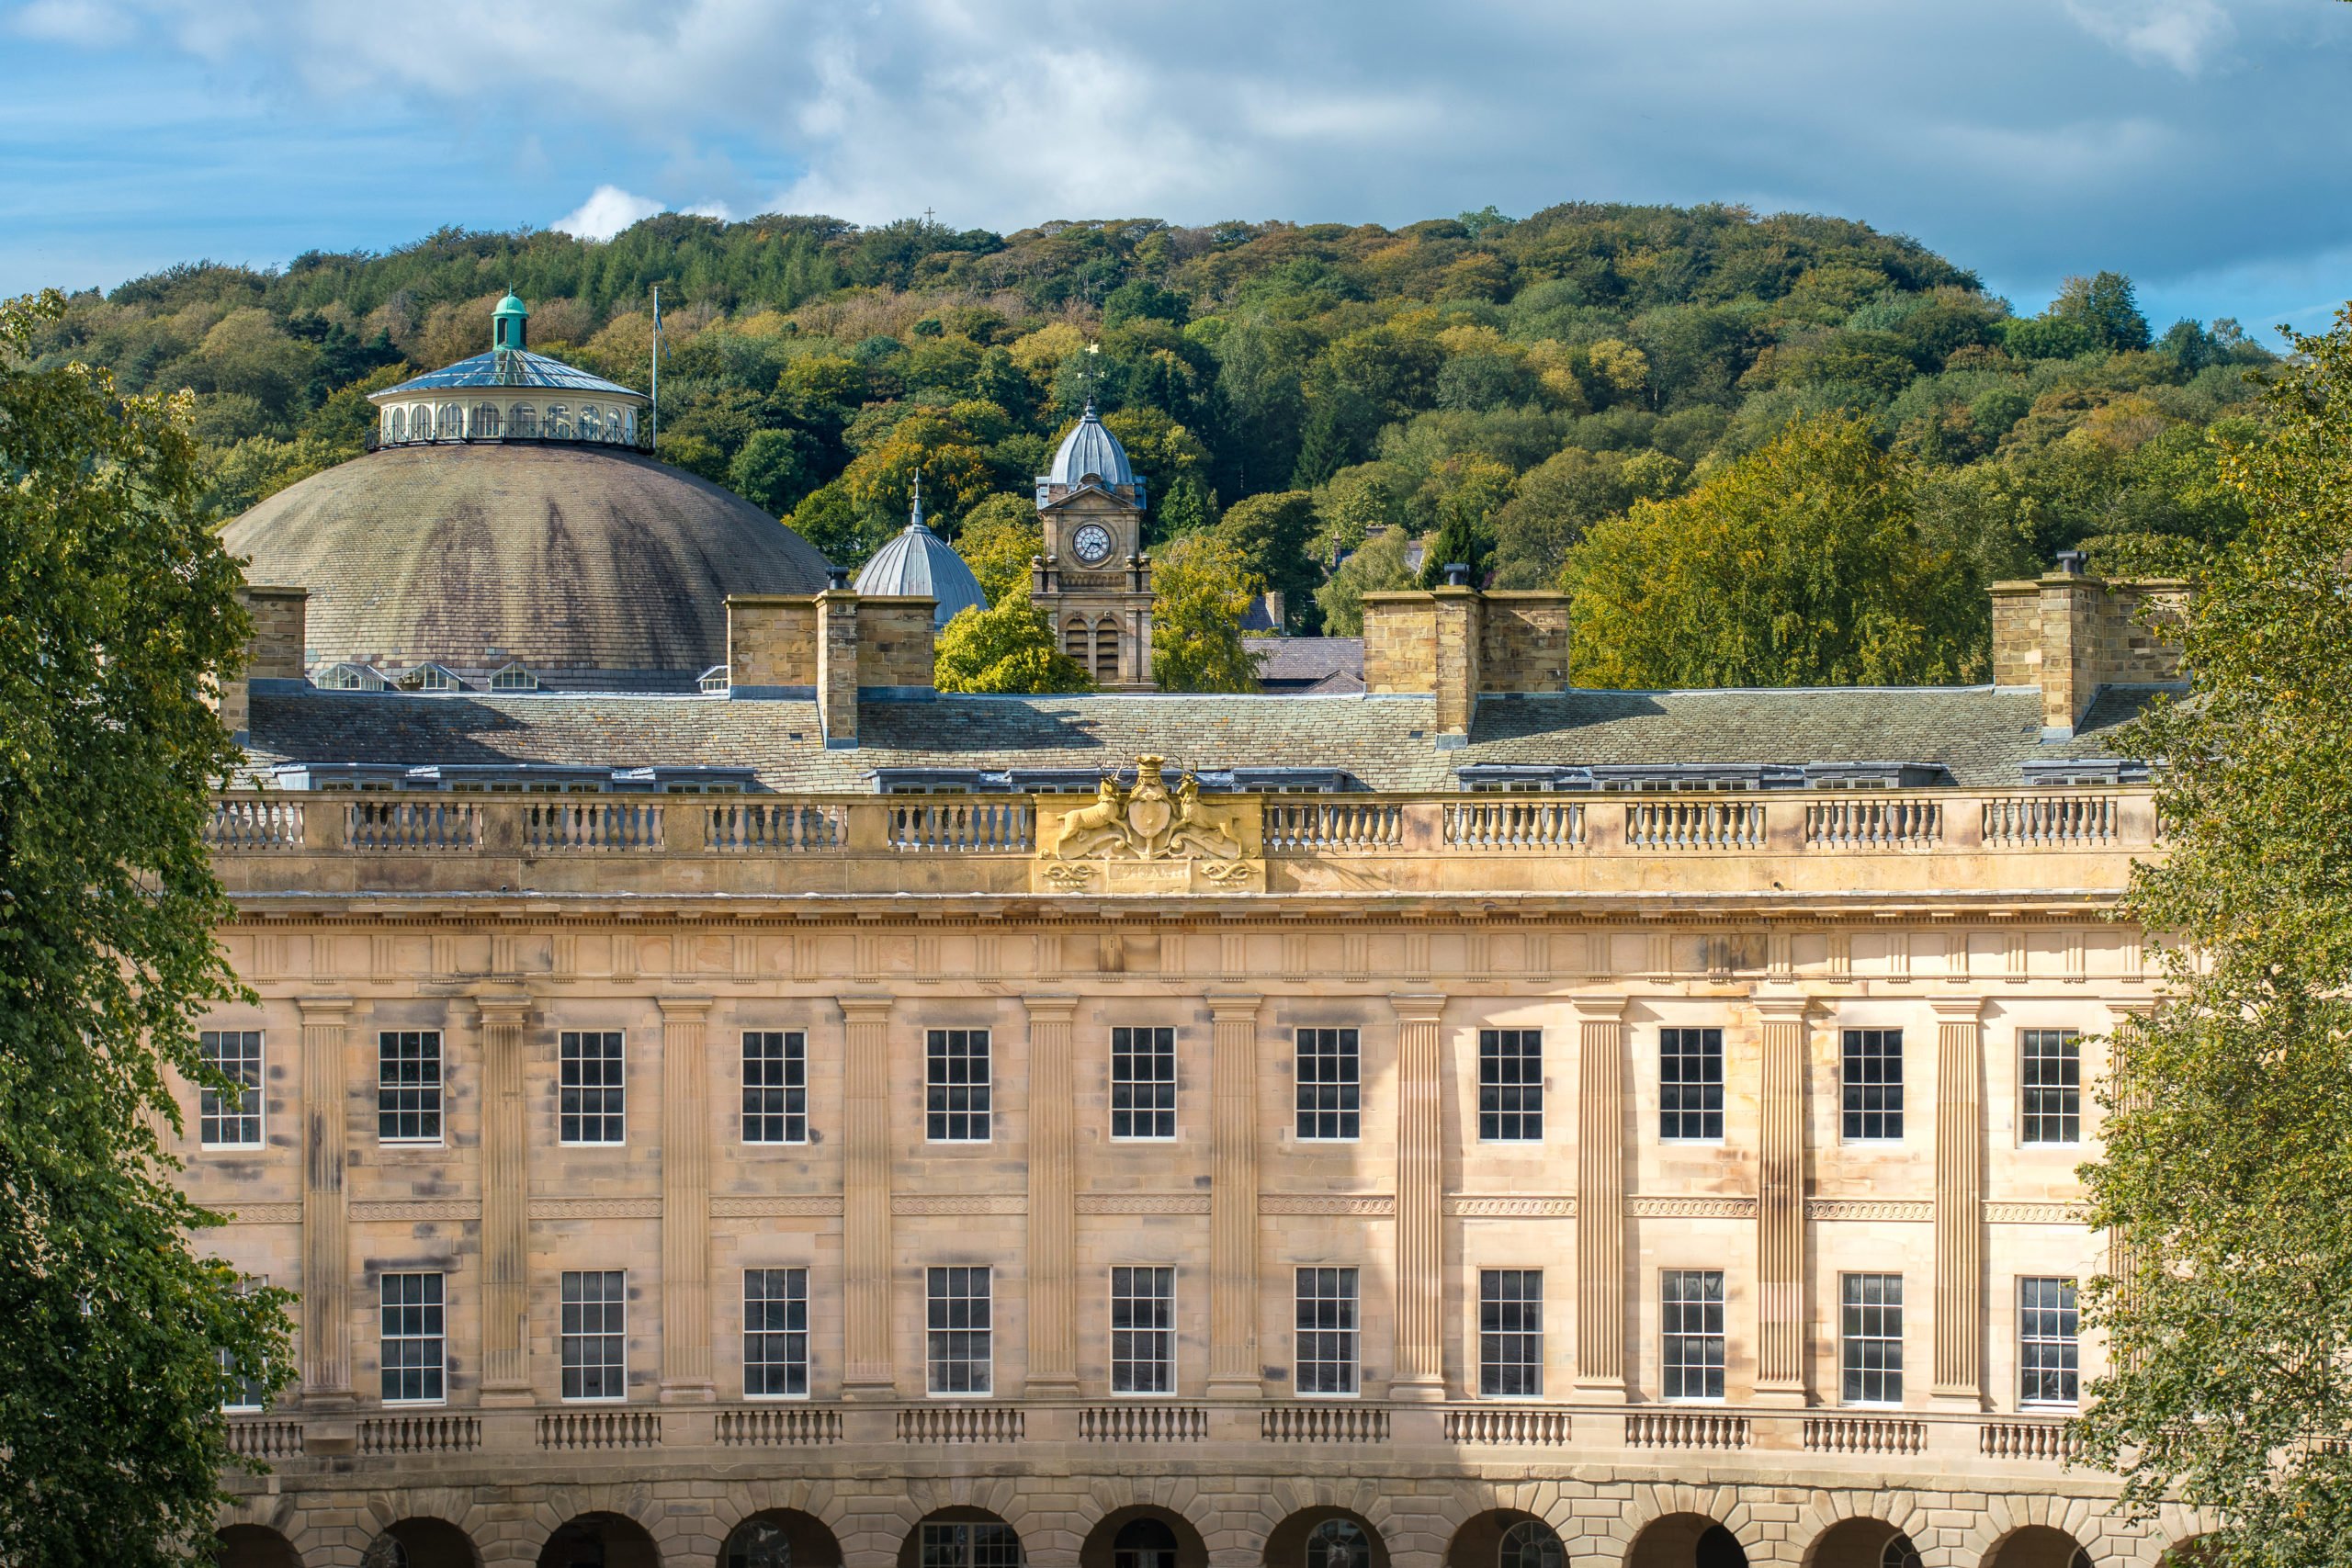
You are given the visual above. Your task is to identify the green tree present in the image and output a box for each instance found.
[2047,270,2151,354]
[933,601,1093,693]
[1151,531,1263,693]
[954,493,1043,605]
[1563,414,1984,687]
[728,427,816,515]
[1314,525,1415,635]
[2074,305,2352,1568]
[1214,489,1321,631]
[0,289,295,1567]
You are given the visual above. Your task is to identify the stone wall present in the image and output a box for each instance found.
[725,595,819,693]
[1478,592,1571,694]
[856,597,939,692]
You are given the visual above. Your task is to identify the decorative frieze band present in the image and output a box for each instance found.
[712,1196,845,1218]
[528,1197,662,1220]
[1986,1201,2091,1225]
[351,1200,481,1223]
[1806,1199,1934,1223]
[223,1202,304,1224]
[1445,1195,1578,1217]
[1261,1194,1397,1216]
[1075,1192,1213,1215]
[892,1194,1028,1216]
[1627,1196,1758,1219]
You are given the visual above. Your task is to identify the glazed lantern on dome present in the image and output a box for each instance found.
[369,295,651,449]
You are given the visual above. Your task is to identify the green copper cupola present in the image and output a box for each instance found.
[492,292,528,352]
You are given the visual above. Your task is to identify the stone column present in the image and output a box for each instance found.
[298,996,353,1406]
[659,996,716,1403]
[476,993,534,1404]
[1572,996,1629,1400]
[1931,997,1985,1407]
[1024,995,1080,1395]
[1754,997,1811,1405]
[840,996,896,1398]
[1206,993,1262,1398]
[1390,993,1448,1401]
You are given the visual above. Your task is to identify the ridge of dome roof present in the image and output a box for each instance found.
[1045,400,1134,488]
[374,347,641,400]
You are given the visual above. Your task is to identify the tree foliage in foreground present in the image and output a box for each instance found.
[1149,532,1264,694]
[2075,306,2352,1568]
[1561,414,1986,688]
[0,289,295,1567]
[933,601,1093,694]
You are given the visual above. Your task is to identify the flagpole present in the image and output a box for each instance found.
[650,285,661,451]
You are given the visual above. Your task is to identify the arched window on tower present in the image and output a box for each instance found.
[545,403,571,439]
[385,407,405,443]
[1094,617,1120,681]
[511,404,537,438]
[470,402,502,439]
[578,404,602,442]
[438,404,463,440]
[1064,618,1091,665]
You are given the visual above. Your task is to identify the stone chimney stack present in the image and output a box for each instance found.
[1363,584,1571,748]
[220,585,308,744]
[1989,566,2188,739]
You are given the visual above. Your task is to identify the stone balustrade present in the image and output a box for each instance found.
[225,1403,2081,1472]
[203,788,2154,904]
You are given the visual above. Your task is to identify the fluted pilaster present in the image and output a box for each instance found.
[840,996,896,1398]
[659,996,715,1402]
[1754,997,1811,1404]
[298,996,352,1406]
[1932,997,1985,1405]
[1206,993,1262,1398]
[1573,995,1629,1400]
[1024,995,1079,1395]
[1390,993,1447,1400]
[476,993,533,1404]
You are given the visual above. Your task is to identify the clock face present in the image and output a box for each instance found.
[1069,523,1115,566]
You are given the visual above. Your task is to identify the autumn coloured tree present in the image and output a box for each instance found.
[1563,414,1985,688]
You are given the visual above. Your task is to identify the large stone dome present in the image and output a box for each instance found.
[221,443,831,692]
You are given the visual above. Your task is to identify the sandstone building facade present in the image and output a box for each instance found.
[192,308,2199,1568]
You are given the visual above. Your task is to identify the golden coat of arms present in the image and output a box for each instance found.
[1033,756,1263,893]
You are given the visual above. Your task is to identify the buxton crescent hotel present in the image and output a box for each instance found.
[194,301,2195,1568]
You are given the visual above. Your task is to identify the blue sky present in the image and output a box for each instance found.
[4,0,2349,339]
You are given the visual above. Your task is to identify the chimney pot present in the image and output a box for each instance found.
[826,566,853,592]
[2055,550,2087,578]
[1442,562,1472,588]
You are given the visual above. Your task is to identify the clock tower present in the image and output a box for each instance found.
[1033,400,1155,690]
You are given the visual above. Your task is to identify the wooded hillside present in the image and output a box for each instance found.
[27,204,2270,669]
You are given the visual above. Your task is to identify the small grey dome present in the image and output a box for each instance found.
[854,517,989,628]
[1046,402,1134,489]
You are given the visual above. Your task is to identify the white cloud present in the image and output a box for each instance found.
[9,0,134,44]
[2062,0,2235,75]
[553,185,663,241]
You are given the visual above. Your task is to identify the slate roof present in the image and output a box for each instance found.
[243,683,2166,793]
[1246,637,1366,695]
